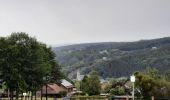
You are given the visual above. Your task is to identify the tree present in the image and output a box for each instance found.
[145,67,159,79]
[81,75,88,92]
[82,70,101,96]
[47,48,63,83]
[106,78,127,96]
[0,35,27,100]
[134,72,155,100]
[134,71,170,100]
[0,32,63,100]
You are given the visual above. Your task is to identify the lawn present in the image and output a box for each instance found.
[0,97,63,100]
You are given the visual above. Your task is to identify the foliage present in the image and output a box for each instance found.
[81,75,88,91]
[109,86,125,95]
[144,67,160,79]
[81,71,101,96]
[54,37,170,79]
[134,70,170,100]
[0,32,63,100]
[105,78,128,96]
[59,91,67,97]
[74,81,81,90]
[134,72,154,99]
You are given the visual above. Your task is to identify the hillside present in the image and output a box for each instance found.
[53,37,170,79]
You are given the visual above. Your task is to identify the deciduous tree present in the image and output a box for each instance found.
[0,32,63,100]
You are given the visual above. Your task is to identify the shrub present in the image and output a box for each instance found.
[59,91,67,97]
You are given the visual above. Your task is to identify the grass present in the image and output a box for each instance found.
[0,97,63,100]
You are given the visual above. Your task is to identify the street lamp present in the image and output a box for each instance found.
[130,75,135,100]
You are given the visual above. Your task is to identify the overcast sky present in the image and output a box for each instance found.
[0,0,170,46]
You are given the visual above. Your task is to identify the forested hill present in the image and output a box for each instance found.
[53,37,170,79]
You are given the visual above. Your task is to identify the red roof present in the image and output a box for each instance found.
[42,83,65,94]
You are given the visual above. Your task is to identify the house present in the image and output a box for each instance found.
[40,83,66,97]
[152,47,157,50]
[99,50,108,54]
[39,79,75,97]
[100,79,108,84]
[61,79,75,93]
[102,57,107,61]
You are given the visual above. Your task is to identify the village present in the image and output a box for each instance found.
[1,70,134,100]
[1,0,170,100]
[1,33,170,100]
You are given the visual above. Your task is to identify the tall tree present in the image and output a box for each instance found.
[81,75,88,92]
[0,32,63,100]
[82,70,101,96]
[45,47,63,83]
[134,71,170,99]
[134,72,155,100]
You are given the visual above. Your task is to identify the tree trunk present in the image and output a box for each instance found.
[21,92,23,100]
[9,88,13,100]
[8,89,10,100]
[46,84,48,100]
[34,86,37,100]
[31,91,33,100]
[16,89,19,100]
[41,87,43,100]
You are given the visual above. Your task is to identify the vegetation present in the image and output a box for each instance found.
[59,91,67,97]
[134,68,170,100]
[101,77,130,96]
[97,67,170,100]
[53,37,170,79]
[1,33,170,99]
[0,32,63,100]
[80,70,101,96]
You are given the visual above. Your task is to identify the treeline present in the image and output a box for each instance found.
[0,33,63,100]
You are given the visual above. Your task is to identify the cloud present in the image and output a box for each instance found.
[0,0,170,45]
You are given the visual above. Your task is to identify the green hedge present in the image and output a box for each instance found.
[70,96,108,100]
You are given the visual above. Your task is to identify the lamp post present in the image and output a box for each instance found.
[130,75,135,100]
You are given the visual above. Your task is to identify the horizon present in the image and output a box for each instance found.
[52,36,170,47]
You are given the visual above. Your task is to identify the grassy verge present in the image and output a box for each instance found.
[0,97,63,100]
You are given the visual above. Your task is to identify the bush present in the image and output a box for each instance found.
[59,91,67,97]
[109,86,125,95]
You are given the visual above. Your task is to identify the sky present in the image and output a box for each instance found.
[0,0,170,46]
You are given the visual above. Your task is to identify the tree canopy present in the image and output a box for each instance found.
[134,68,170,100]
[0,32,63,100]
[81,70,101,96]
